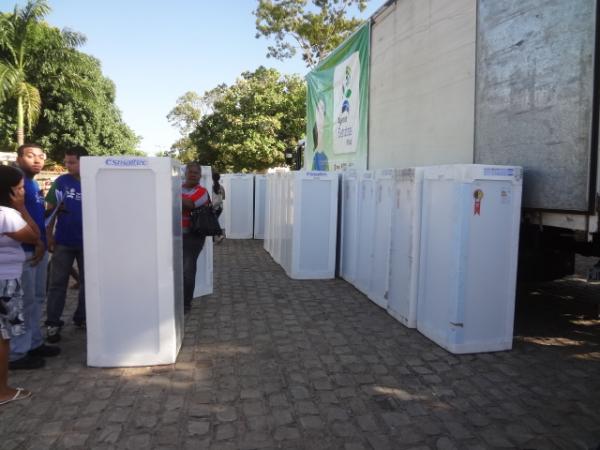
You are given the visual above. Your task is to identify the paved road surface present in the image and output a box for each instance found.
[2,240,599,449]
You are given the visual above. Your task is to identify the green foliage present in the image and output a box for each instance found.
[26,27,140,160]
[160,136,198,164]
[254,0,369,68]
[0,0,50,144]
[167,91,204,136]
[0,105,17,150]
[0,2,140,159]
[165,88,227,163]
[188,67,305,172]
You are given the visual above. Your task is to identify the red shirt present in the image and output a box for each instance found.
[182,184,209,230]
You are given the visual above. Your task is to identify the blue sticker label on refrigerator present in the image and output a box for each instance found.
[484,167,514,177]
[306,171,327,178]
[105,158,148,167]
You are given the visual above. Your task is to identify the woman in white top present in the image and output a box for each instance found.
[211,171,226,243]
[0,165,40,406]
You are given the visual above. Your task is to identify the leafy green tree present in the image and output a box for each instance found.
[165,88,226,163]
[189,67,305,172]
[164,91,206,163]
[0,11,140,159]
[161,137,197,164]
[254,0,369,68]
[0,107,17,150]
[167,91,204,136]
[30,44,140,160]
[0,0,50,145]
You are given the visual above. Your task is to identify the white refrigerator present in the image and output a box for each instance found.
[254,174,267,239]
[387,167,424,328]
[222,173,254,239]
[354,171,376,295]
[368,169,395,309]
[266,171,339,279]
[264,168,289,258]
[81,156,183,367]
[271,171,284,263]
[416,164,523,354]
[339,169,360,285]
[264,174,274,255]
[289,171,339,279]
[280,172,294,276]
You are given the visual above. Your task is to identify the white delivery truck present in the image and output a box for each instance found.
[358,0,600,280]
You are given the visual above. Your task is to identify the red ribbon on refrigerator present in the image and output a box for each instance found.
[473,189,484,215]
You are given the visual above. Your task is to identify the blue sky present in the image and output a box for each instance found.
[2,0,382,155]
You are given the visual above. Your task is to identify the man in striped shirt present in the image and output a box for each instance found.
[181,162,209,314]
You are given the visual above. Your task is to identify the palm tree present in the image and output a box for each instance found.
[0,0,50,145]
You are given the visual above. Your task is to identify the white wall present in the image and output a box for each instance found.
[368,0,477,169]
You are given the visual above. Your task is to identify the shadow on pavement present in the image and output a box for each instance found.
[515,277,600,360]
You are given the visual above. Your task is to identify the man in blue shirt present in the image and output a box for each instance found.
[9,144,61,370]
[45,146,87,343]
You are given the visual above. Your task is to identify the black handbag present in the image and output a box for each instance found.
[190,204,222,236]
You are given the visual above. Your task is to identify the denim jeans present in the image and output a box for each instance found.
[182,233,205,310]
[9,251,48,361]
[46,245,85,327]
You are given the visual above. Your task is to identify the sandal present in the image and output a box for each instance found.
[0,388,32,406]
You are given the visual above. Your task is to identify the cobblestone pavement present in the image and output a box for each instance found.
[1,240,599,450]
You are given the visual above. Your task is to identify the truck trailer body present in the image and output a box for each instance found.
[363,0,599,278]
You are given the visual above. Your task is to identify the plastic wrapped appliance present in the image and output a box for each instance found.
[417,164,523,353]
[354,171,376,295]
[368,169,395,309]
[271,172,284,263]
[222,174,254,239]
[339,169,360,284]
[288,171,339,279]
[265,168,290,258]
[266,171,339,279]
[254,174,267,239]
[280,172,294,276]
[81,156,183,367]
[387,167,424,328]
[264,174,274,255]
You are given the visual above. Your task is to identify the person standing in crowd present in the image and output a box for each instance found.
[0,165,39,405]
[211,171,226,244]
[9,144,60,370]
[181,162,209,314]
[45,146,87,343]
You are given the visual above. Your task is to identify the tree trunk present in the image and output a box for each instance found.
[16,95,24,146]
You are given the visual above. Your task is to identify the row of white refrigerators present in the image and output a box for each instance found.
[80,157,523,368]
[262,164,523,355]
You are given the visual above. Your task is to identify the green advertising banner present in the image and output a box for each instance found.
[305,22,370,171]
